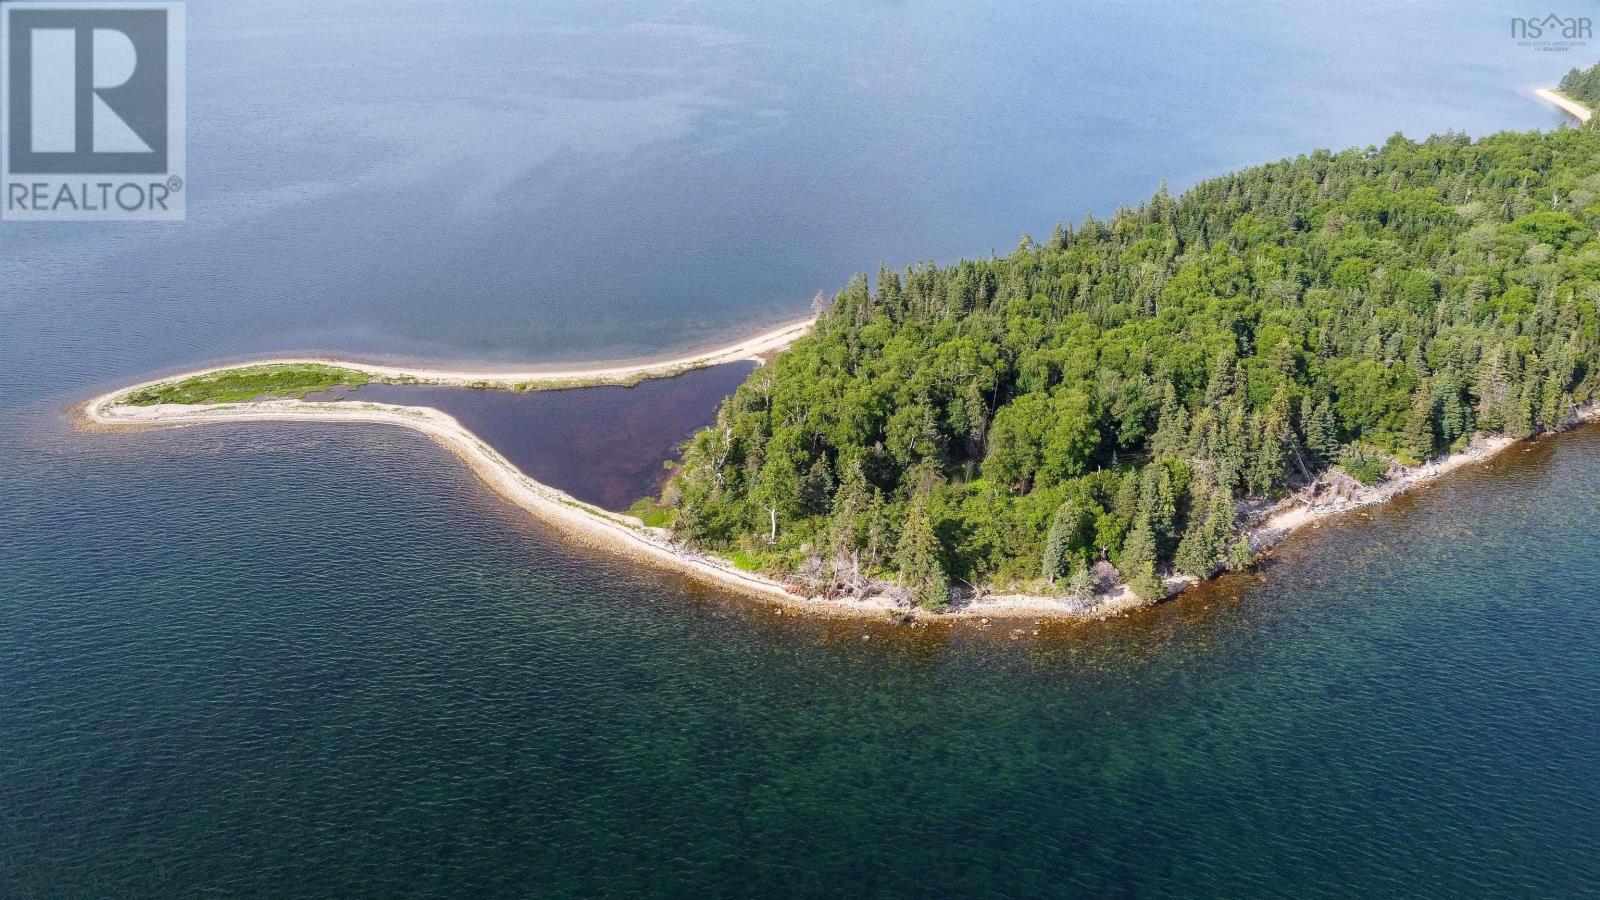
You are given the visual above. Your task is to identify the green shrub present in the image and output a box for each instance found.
[1339,448,1389,486]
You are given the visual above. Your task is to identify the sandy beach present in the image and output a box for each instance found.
[1535,88,1593,123]
[94,316,815,403]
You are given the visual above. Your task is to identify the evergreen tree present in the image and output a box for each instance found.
[1475,346,1509,431]
[1041,499,1082,585]
[1227,535,1254,572]
[1403,388,1436,459]
[1214,401,1249,492]
[1435,374,1470,446]
[1174,509,1217,578]
[1150,382,1189,458]
[1174,484,1239,578]
[1249,385,1295,494]
[1119,519,1165,601]
[1206,488,1238,556]
[1509,376,1538,438]
[1138,464,1177,552]
[897,493,949,611]
[1304,398,1340,464]
[1204,344,1239,407]
[1048,220,1068,250]
[830,457,872,573]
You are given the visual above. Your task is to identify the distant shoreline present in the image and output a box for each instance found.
[1535,87,1593,123]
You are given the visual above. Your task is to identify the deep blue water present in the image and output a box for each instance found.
[3,1,1596,896]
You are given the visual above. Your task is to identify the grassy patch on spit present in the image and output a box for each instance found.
[510,366,691,392]
[123,364,371,406]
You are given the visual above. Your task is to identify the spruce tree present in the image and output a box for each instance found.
[1250,386,1294,495]
[1138,464,1177,551]
[1041,499,1081,585]
[1475,347,1508,431]
[1206,488,1238,555]
[897,494,949,612]
[1299,395,1320,462]
[1305,398,1341,463]
[830,457,872,572]
[1119,520,1164,600]
[1227,535,1254,572]
[1403,389,1436,459]
[1150,382,1188,458]
[1436,375,1469,446]
[1174,508,1216,579]
[1204,344,1239,407]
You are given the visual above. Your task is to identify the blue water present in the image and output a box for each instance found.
[3,1,1595,895]
[311,363,757,511]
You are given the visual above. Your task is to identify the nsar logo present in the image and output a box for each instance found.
[1511,13,1592,52]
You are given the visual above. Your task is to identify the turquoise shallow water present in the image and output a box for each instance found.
[3,1,1598,895]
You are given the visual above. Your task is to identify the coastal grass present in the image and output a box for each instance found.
[510,365,695,392]
[626,497,676,528]
[123,364,371,406]
[723,545,806,575]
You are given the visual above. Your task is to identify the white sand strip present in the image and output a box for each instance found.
[1535,88,1593,123]
[91,316,815,407]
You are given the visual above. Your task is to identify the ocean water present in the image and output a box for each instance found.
[309,362,757,512]
[2,1,1596,896]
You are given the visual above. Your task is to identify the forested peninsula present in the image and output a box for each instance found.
[1559,60,1600,109]
[653,124,1600,612]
